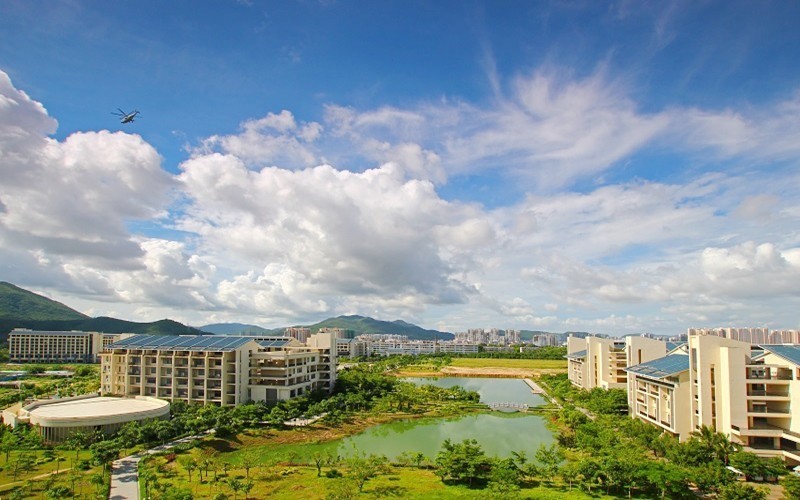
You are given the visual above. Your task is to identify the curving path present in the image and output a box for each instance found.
[109,431,214,500]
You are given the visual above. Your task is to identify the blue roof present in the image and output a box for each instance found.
[625,354,689,379]
[758,345,800,366]
[666,341,687,352]
[566,349,587,360]
[109,334,258,352]
[256,339,293,348]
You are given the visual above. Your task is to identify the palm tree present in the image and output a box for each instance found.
[691,425,739,465]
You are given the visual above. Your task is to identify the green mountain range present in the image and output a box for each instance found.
[202,315,454,340]
[0,282,89,321]
[0,282,202,338]
[1,281,580,342]
[305,315,453,340]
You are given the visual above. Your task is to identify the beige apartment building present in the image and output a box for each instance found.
[626,334,800,465]
[566,335,675,391]
[8,329,128,363]
[625,353,692,439]
[100,333,336,406]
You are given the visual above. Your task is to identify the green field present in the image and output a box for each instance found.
[0,449,106,499]
[143,447,613,500]
[448,358,567,370]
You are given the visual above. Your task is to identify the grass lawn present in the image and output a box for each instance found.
[0,449,107,498]
[145,453,616,500]
[448,358,567,370]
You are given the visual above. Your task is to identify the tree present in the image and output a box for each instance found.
[411,452,426,469]
[242,479,254,500]
[690,425,740,465]
[240,450,259,479]
[488,457,522,498]
[227,477,244,500]
[718,482,768,500]
[312,452,326,477]
[140,465,157,500]
[89,440,120,476]
[781,473,800,499]
[533,443,564,481]
[325,477,359,500]
[346,451,388,492]
[178,456,198,482]
[730,451,777,481]
[68,469,83,499]
[45,485,72,500]
[115,421,142,448]
[199,447,218,481]
[642,461,693,499]
[1,431,19,462]
[11,453,35,479]
[54,455,66,474]
[434,438,493,486]
[89,473,106,498]
[692,463,734,496]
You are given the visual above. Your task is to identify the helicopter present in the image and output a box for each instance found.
[112,108,140,124]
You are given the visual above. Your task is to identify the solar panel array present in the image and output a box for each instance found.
[666,341,687,352]
[759,344,800,366]
[566,349,587,360]
[108,334,257,352]
[625,354,689,379]
[256,339,292,348]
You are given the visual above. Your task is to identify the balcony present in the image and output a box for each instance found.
[746,390,790,401]
[747,406,791,418]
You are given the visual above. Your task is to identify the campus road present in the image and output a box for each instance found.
[108,431,214,500]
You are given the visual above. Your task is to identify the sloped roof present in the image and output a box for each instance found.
[108,334,258,352]
[565,349,587,360]
[625,354,689,379]
[666,341,687,352]
[758,345,800,367]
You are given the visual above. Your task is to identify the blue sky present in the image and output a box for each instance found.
[1,1,799,335]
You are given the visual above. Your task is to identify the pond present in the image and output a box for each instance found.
[403,376,548,406]
[321,377,554,460]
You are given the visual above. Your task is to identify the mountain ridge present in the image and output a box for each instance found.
[0,282,202,337]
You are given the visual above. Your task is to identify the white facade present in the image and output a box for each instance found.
[628,335,800,466]
[100,333,336,406]
[9,329,129,363]
[2,394,169,443]
[567,335,675,391]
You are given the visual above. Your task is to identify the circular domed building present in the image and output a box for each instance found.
[2,394,169,443]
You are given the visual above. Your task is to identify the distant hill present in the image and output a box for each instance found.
[200,323,271,335]
[0,282,88,321]
[0,282,202,338]
[306,315,453,340]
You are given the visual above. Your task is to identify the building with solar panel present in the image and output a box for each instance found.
[99,333,336,406]
[565,335,675,391]
[626,334,800,467]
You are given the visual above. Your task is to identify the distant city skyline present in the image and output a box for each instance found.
[1,1,799,335]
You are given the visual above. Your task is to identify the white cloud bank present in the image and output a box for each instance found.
[2,69,800,333]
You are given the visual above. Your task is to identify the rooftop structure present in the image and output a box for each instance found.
[2,394,169,443]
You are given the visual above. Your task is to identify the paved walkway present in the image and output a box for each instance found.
[109,431,214,500]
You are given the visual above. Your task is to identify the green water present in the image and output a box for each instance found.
[404,376,548,406]
[318,377,554,460]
